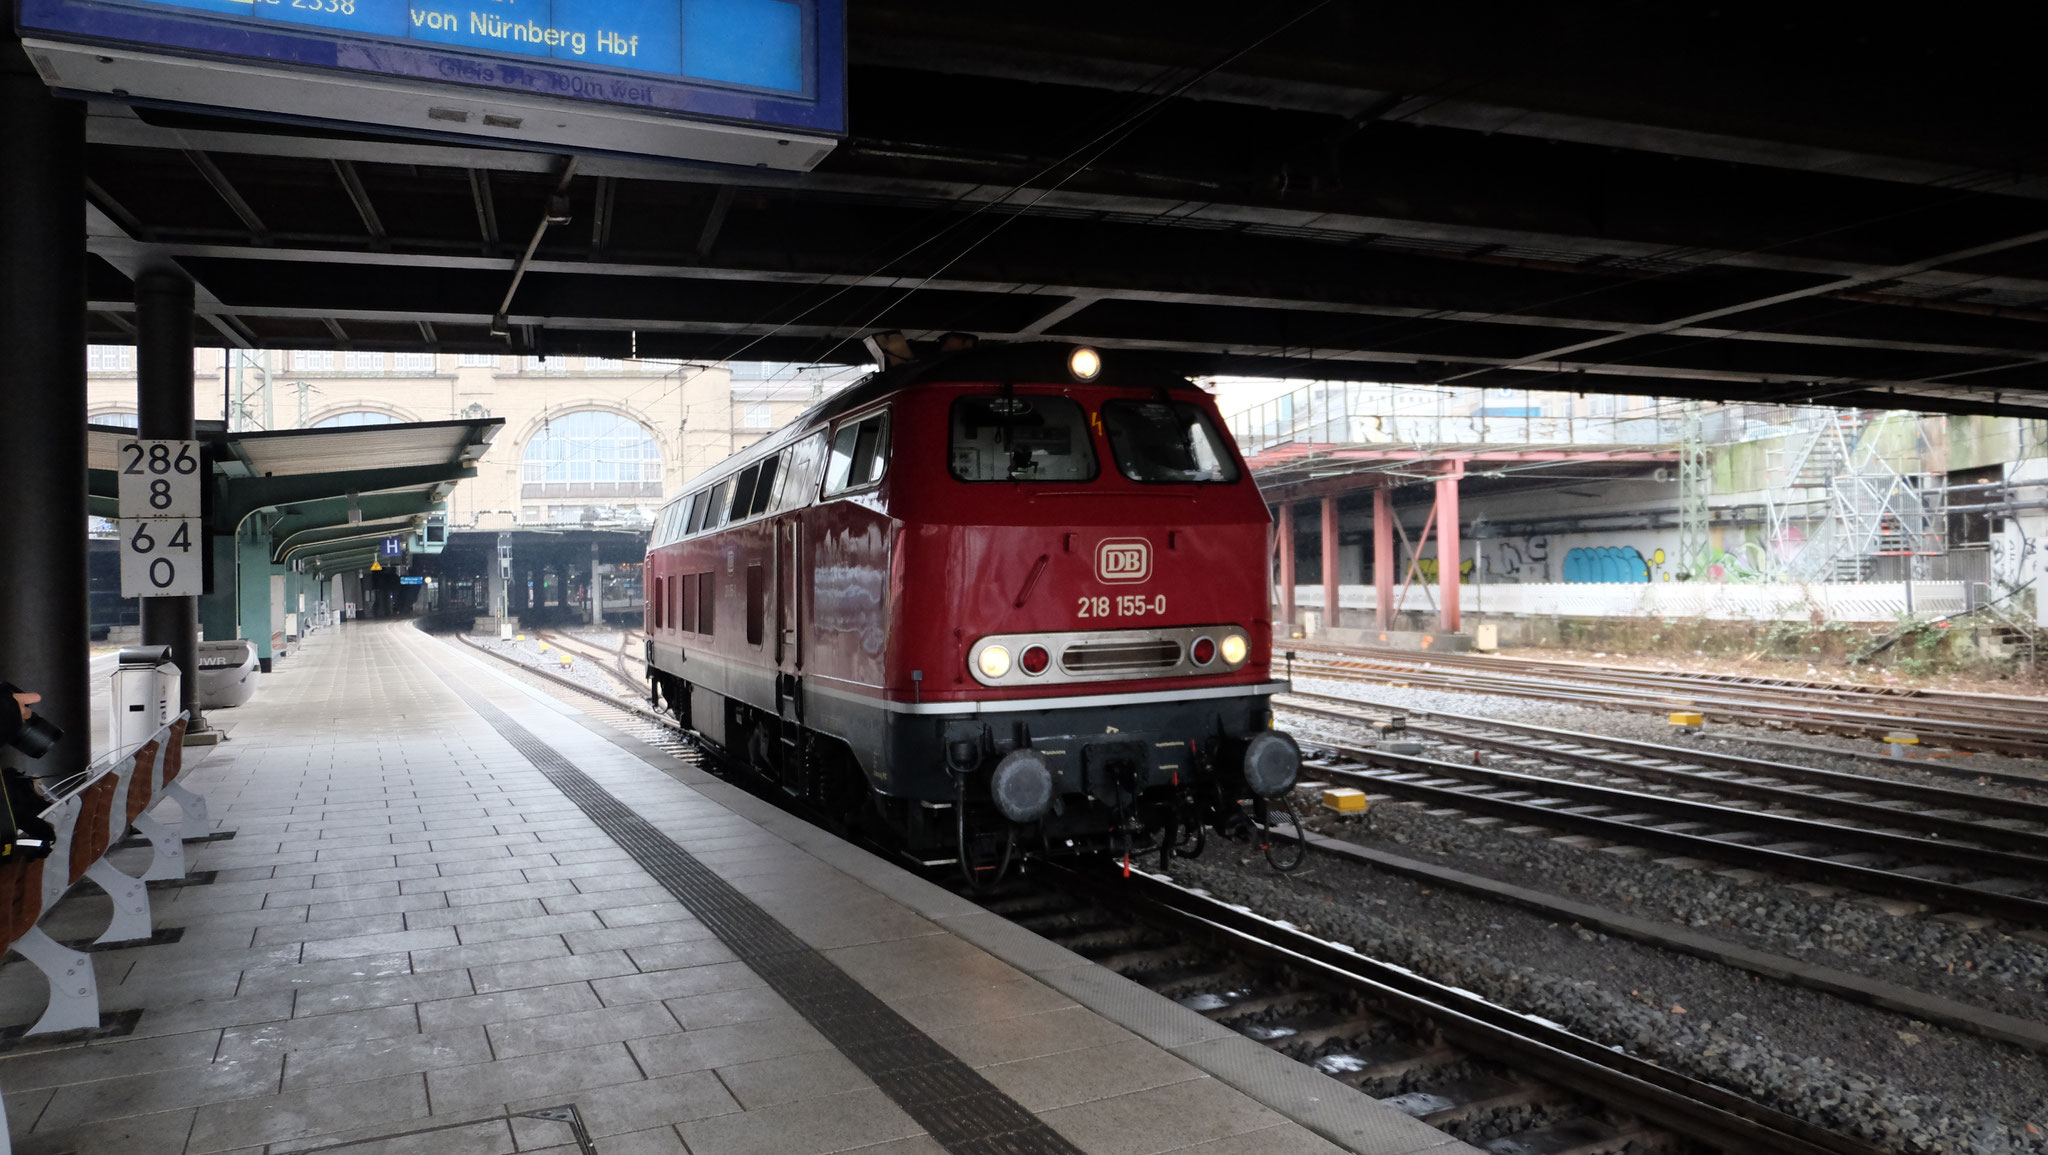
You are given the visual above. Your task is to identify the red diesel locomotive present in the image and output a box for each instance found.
[643,339,1300,873]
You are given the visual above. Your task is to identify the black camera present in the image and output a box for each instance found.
[1,681,62,760]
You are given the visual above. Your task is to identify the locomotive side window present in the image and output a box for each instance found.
[745,564,766,646]
[748,454,781,517]
[949,394,1096,482]
[1100,400,1242,484]
[674,493,697,538]
[704,477,733,530]
[775,431,828,510]
[823,411,889,496]
[729,464,761,521]
[686,490,711,535]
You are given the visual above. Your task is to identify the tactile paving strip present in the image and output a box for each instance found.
[437,674,1084,1155]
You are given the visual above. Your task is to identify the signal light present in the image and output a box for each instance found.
[1220,634,1248,665]
[976,644,1012,679]
[1067,346,1101,381]
[1190,636,1216,666]
[1020,645,1050,675]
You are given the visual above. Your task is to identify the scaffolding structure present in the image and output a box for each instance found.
[1759,409,1946,582]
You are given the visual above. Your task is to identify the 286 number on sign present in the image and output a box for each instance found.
[118,518,203,597]
[115,439,202,520]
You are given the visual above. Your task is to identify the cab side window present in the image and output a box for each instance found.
[776,431,828,511]
[823,411,889,497]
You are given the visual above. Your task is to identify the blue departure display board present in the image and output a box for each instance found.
[17,0,845,149]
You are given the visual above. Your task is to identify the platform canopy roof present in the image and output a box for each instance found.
[87,418,501,574]
[65,4,2048,419]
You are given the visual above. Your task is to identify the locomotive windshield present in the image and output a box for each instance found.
[949,394,1098,482]
[1100,400,1241,484]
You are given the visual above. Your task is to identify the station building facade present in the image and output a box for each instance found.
[85,348,857,530]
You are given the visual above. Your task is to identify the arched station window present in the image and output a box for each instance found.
[312,411,402,428]
[92,411,139,429]
[520,411,663,499]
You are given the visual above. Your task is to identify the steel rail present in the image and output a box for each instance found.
[455,627,1885,1154]
[1291,653,2048,757]
[1297,644,2048,723]
[1311,743,2048,924]
[1051,862,1881,1155]
[1278,695,2048,858]
[1280,688,2048,814]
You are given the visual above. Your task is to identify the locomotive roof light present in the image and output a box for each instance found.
[1067,346,1102,381]
[1220,633,1249,666]
[976,644,1012,680]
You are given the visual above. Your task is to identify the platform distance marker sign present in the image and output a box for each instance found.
[117,438,205,598]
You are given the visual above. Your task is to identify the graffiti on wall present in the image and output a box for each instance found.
[1563,546,1652,583]
[1413,556,1477,584]
[1991,521,2036,594]
[1490,535,1549,579]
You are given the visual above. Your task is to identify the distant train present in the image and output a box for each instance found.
[643,337,1299,876]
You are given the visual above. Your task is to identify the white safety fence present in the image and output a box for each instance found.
[0,712,209,1148]
[1287,581,1969,623]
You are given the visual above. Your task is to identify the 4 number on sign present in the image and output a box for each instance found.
[119,518,203,597]
[115,438,204,599]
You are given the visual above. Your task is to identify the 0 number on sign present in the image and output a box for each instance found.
[119,517,203,598]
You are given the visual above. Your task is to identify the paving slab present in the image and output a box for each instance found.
[0,623,1477,1155]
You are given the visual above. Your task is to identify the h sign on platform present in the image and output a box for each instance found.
[380,537,404,559]
[116,438,204,598]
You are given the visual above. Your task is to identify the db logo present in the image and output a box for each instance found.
[1095,538,1151,584]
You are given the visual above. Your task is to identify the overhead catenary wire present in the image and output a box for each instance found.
[706,1,1336,370]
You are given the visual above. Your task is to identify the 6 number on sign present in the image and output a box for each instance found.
[119,518,203,598]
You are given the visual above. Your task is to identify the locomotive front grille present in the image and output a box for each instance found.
[1059,639,1183,674]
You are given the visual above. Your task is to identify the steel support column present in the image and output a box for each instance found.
[1276,503,1295,634]
[200,532,238,641]
[136,267,204,732]
[238,522,275,670]
[1373,485,1394,632]
[0,45,88,776]
[590,540,602,625]
[1437,468,1463,635]
[1320,496,1341,630]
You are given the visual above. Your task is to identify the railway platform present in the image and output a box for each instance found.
[0,620,1472,1155]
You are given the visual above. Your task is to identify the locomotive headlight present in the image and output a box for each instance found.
[976,644,1012,679]
[1220,633,1249,665]
[1067,346,1102,381]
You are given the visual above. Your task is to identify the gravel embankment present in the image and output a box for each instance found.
[1287,674,2048,812]
[1281,737,2048,1021]
[1165,840,2048,1154]
[471,634,631,698]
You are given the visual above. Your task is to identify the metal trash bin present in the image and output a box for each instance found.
[108,645,179,756]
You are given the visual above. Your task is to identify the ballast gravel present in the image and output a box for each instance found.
[1285,713,2048,1021]
[1165,838,2048,1154]
[473,635,628,698]
[1288,674,2048,803]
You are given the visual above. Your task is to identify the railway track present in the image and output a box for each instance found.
[1277,719,2048,927]
[532,628,646,696]
[1281,690,2048,852]
[448,630,1897,1155]
[1000,863,1876,1155]
[1289,645,2048,758]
